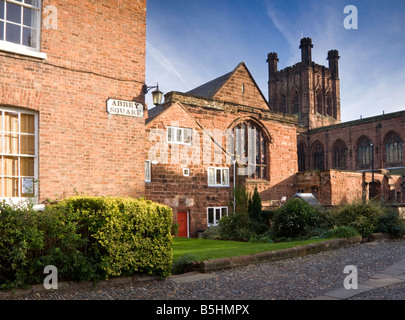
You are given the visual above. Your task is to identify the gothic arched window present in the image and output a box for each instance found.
[384,131,402,164]
[333,140,347,169]
[326,92,333,117]
[280,94,287,113]
[233,121,268,180]
[316,90,323,115]
[357,136,372,167]
[312,142,324,171]
[293,90,300,114]
[298,142,306,172]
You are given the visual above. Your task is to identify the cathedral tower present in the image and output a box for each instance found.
[267,38,341,129]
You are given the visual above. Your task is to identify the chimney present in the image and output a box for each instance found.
[327,50,340,80]
[299,38,313,67]
[267,52,279,82]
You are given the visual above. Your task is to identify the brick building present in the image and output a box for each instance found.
[0,0,147,204]
[145,38,404,235]
[145,63,298,237]
[2,1,403,236]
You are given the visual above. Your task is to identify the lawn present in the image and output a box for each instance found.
[172,237,333,262]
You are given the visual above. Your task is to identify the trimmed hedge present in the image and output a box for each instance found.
[0,196,173,290]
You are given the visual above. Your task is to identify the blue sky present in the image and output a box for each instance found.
[145,0,405,122]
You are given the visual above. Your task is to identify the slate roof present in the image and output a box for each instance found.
[186,70,234,98]
[145,104,164,124]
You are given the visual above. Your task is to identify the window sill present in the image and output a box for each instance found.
[246,179,269,183]
[0,42,47,60]
[208,185,230,188]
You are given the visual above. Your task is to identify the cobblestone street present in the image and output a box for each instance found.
[7,239,405,301]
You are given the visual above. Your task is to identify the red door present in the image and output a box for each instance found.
[177,212,188,238]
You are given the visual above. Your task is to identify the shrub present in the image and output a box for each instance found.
[171,222,180,237]
[202,226,222,240]
[57,196,173,279]
[273,198,327,239]
[0,200,44,289]
[219,212,253,241]
[324,226,360,239]
[334,200,385,237]
[375,210,405,238]
[172,253,200,275]
[0,196,173,290]
[248,231,274,243]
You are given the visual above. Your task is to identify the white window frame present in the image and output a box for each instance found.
[145,160,151,182]
[207,207,228,227]
[0,0,47,59]
[0,106,38,204]
[207,167,229,187]
[167,126,192,145]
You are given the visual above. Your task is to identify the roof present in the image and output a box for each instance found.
[186,70,234,98]
[145,105,164,124]
[294,193,322,207]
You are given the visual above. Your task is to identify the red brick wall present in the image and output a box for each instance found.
[0,0,147,201]
[214,64,269,111]
[146,93,299,236]
[296,170,403,206]
[299,111,405,171]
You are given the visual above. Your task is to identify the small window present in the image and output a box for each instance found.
[167,126,192,145]
[145,160,151,182]
[207,167,229,187]
[207,207,228,227]
[183,168,190,177]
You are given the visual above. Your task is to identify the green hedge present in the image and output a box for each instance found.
[0,196,173,290]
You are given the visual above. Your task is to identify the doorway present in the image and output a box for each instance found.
[177,211,189,238]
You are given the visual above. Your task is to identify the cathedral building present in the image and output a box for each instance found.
[0,1,402,237]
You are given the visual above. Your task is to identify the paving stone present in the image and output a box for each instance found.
[362,277,404,288]
[323,284,376,300]
[169,272,217,284]
[380,267,404,276]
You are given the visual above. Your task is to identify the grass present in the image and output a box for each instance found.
[172,237,333,263]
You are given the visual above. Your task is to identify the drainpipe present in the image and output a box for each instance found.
[233,158,236,214]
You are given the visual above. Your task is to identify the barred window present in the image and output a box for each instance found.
[384,132,402,164]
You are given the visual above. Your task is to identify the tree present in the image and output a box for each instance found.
[248,187,266,234]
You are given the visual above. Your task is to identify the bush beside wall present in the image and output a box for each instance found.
[0,196,173,290]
